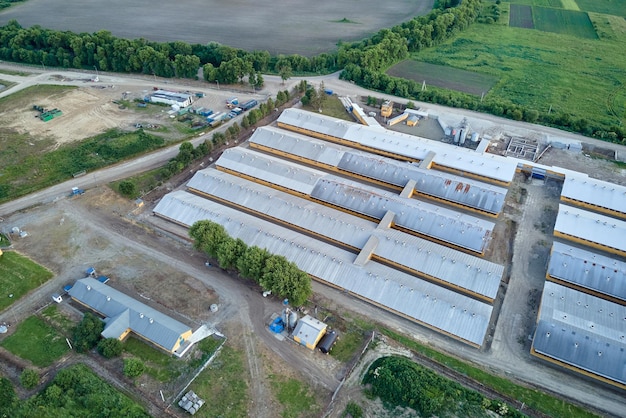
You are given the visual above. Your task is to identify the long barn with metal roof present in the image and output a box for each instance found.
[153,190,494,347]
[248,126,508,217]
[531,281,626,390]
[276,108,517,186]
[187,169,503,302]
[560,175,626,220]
[216,148,494,255]
[547,242,626,304]
[554,205,626,257]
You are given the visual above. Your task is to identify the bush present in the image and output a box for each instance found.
[123,358,145,378]
[342,401,363,418]
[20,369,39,389]
[72,312,104,353]
[98,338,123,358]
[118,180,137,198]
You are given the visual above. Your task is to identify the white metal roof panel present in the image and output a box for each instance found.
[153,190,493,346]
[548,242,626,302]
[250,126,508,215]
[554,205,626,254]
[561,175,626,218]
[533,281,626,385]
[277,108,517,184]
[215,148,326,195]
[312,178,494,253]
[186,169,503,300]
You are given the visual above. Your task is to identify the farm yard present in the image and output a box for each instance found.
[0,0,434,56]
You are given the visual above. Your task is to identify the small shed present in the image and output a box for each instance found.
[291,315,327,350]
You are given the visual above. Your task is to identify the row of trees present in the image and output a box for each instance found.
[189,220,312,306]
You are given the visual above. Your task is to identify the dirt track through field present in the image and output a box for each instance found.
[0,0,434,55]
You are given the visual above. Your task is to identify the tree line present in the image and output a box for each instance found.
[189,220,312,306]
[0,0,623,143]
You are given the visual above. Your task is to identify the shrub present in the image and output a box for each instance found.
[72,312,104,353]
[20,369,39,389]
[123,358,145,378]
[118,180,137,198]
[98,338,123,358]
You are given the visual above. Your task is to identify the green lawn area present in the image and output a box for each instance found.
[574,0,626,16]
[413,21,625,128]
[330,329,365,362]
[302,96,354,121]
[0,251,53,311]
[270,375,320,418]
[40,304,76,335]
[532,7,598,38]
[1,316,69,367]
[190,345,249,418]
[387,60,499,95]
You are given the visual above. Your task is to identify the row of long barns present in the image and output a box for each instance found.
[533,172,626,390]
[155,108,521,348]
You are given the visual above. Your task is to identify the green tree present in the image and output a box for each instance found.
[20,369,39,389]
[277,61,292,85]
[237,246,271,281]
[177,141,195,165]
[73,312,104,353]
[97,338,123,358]
[118,180,136,198]
[189,220,230,259]
[216,237,247,270]
[123,358,145,378]
[0,377,17,416]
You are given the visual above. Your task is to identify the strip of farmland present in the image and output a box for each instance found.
[509,4,535,29]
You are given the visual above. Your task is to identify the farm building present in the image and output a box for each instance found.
[531,281,626,390]
[554,204,626,257]
[276,108,517,186]
[547,242,626,304]
[154,190,494,348]
[68,277,193,354]
[248,126,508,217]
[215,148,495,255]
[292,315,327,350]
[149,90,193,108]
[186,169,503,302]
[560,175,626,220]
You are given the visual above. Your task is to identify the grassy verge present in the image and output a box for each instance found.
[0,78,16,89]
[123,337,181,382]
[190,344,249,418]
[0,233,10,247]
[379,328,598,418]
[1,316,70,367]
[269,374,320,418]
[40,304,76,335]
[302,96,354,121]
[330,329,365,362]
[0,251,53,311]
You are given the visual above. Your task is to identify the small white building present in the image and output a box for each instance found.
[149,90,193,108]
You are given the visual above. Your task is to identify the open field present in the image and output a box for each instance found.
[387,60,498,95]
[509,4,535,28]
[0,0,434,56]
[532,7,597,38]
[413,22,626,129]
[1,315,69,367]
[574,0,626,16]
[505,0,563,6]
[0,251,53,311]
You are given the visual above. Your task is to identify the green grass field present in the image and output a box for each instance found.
[507,0,562,6]
[270,375,320,418]
[1,316,70,367]
[412,20,625,129]
[533,6,598,38]
[574,0,626,16]
[387,60,499,95]
[0,251,53,311]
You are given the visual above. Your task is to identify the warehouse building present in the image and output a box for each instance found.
[554,205,626,257]
[248,127,508,217]
[560,175,626,220]
[547,242,626,304]
[531,281,626,390]
[187,169,503,302]
[277,108,517,186]
[69,277,193,354]
[154,190,494,347]
[149,89,193,108]
[215,148,495,255]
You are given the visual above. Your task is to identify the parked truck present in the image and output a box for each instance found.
[69,187,85,197]
[240,99,258,111]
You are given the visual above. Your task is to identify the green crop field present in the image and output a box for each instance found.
[510,4,535,28]
[412,19,626,129]
[0,251,53,311]
[387,61,498,96]
[574,0,626,17]
[533,6,598,38]
[507,0,563,6]
[1,316,69,366]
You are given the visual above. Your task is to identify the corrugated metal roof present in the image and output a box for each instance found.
[277,108,517,184]
[214,148,494,253]
[215,147,325,195]
[561,175,626,218]
[153,191,493,346]
[311,178,494,253]
[249,126,508,215]
[554,205,626,254]
[186,169,503,300]
[292,315,327,347]
[68,278,191,351]
[548,242,626,302]
[532,281,626,386]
